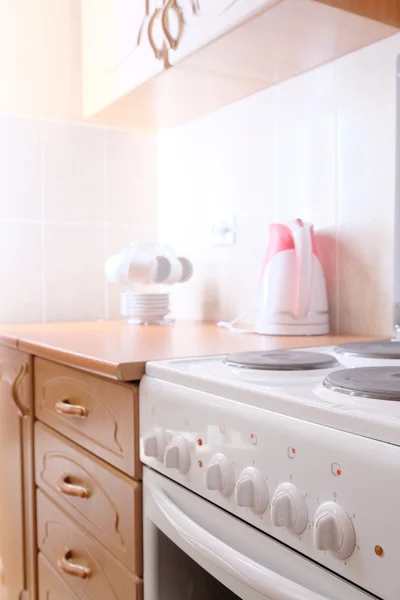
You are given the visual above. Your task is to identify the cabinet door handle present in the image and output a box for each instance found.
[162,0,184,50]
[11,363,29,418]
[58,550,91,579]
[57,475,90,499]
[55,400,87,418]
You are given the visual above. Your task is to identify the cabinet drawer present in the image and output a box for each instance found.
[37,489,143,600]
[35,422,142,575]
[38,552,79,600]
[34,358,140,477]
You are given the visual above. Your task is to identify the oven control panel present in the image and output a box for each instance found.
[140,375,400,600]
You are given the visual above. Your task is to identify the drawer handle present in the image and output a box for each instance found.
[57,475,90,499]
[55,400,87,418]
[58,549,91,579]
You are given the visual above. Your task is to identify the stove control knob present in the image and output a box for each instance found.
[235,467,268,514]
[143,427,167,462]
[204,454,235,497]
[271,483,307,534]
[164,435,191,474]
[314,502,355,559]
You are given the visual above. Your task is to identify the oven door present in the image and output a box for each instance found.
[143,467,374,600]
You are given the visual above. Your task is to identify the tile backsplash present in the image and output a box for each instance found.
[158,33,400,336]
[0,116,157,323]
[1,32,399,333]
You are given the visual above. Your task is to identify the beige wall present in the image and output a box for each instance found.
[0,3,397,332]
[158,33,400,336]
[0,115,157,323]
[0,0,159,325]
[0,0,82,121]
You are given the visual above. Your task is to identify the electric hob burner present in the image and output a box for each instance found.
[224,350,339,371]
[324,367,400,400]
[335,339,400,359]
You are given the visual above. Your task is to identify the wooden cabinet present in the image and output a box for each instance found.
[37,490,143,600]
[82,0,164,118]
[35,423,142,574]
[33,358,143,598]
[318,0,400,27]
[169,0,271,65]
[82,0,398,129]
[34,358,140,478]
[0,345,143,600]
[0,347,35,600]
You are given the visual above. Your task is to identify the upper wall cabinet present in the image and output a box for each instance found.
[318,0,400,27]
[82,0,399,129]
[82,1,165,117]
[165,0,274,65]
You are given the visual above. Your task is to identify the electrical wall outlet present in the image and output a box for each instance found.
[211,213,235,245]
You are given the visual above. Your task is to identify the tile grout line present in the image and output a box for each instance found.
[39,120,47,323]
[333,62,340,334]
[272,88,279,222]
[103,130,109,320]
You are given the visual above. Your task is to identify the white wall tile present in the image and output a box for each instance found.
[336,34,400,335]
[42,121,105,223]
[157,66,340,329]
[315,228,338,333]
[0,33,398,332]
[105,129,158,226]
[0,222,42,323]
[274,63,336,228]
[44,223,105,322]
[158,87,276,242]
[157,87,277,324]
[0,111,158,325]
[0,116,41,220]
[158,35,399,335]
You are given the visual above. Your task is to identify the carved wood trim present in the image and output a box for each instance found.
[104,0,185,73]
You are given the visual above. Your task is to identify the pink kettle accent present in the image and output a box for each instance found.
[260,220,316,318]
[261,220,320,279]
[260,223,295,278]
[217,218,329,336]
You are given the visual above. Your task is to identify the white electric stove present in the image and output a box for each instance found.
[140,340,400,600]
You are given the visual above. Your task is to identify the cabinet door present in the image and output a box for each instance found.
[169,0,272,64]
[35,422,142,574]
[82,0,165,117]
[37,490,143,600]
[0,348,33,600]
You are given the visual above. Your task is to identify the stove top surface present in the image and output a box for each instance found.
[144,340,400,445]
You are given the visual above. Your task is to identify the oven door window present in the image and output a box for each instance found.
[158,529,240,600]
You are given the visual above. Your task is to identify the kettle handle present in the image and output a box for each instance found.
[288,219,313,319]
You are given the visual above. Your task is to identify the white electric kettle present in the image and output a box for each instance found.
[218,219,330,335]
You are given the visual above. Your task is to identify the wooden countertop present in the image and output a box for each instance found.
[0,321,374,381]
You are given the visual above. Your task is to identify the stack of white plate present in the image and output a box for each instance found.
[120,292,172,325]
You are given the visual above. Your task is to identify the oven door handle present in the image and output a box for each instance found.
[149,484,330,600]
